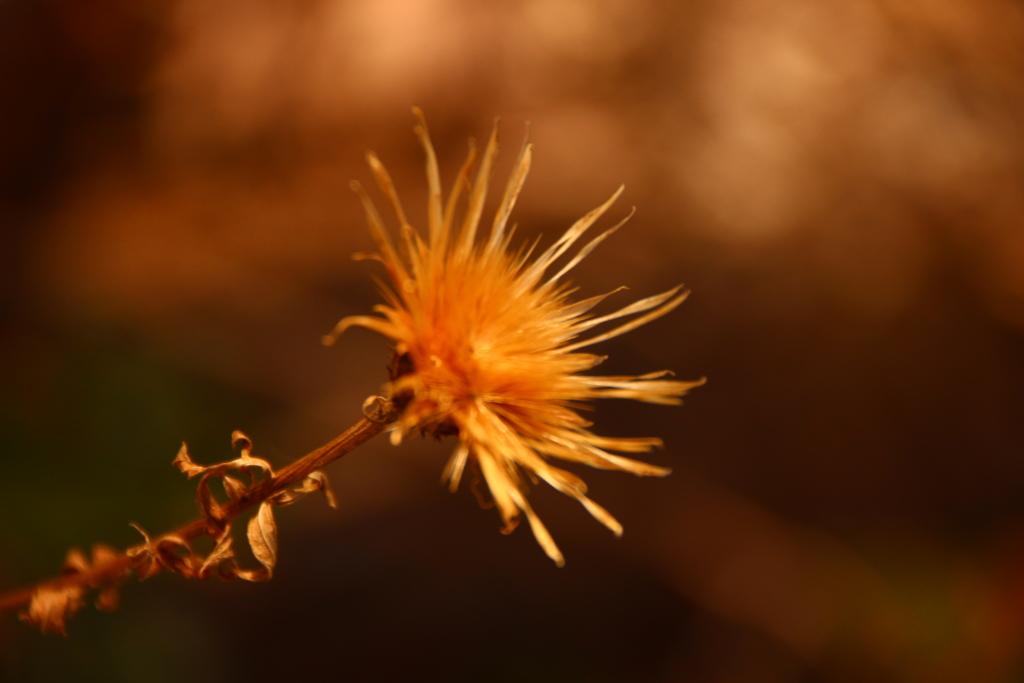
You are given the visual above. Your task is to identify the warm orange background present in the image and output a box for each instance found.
[2,1,1024,681]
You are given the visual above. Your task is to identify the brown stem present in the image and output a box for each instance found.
[0,402,395,616]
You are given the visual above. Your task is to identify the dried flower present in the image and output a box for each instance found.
[325,109,703,565]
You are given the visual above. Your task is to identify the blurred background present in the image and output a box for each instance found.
[2,0,1023,680]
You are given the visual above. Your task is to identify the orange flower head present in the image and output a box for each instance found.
[325,109,704,565]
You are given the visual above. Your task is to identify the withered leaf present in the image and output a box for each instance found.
[272,471,337,509]
[198,527,237,580]
[231,430,253,454]
[128,523,161,580]
[61,548,89,575]
[174,435,277,527]
[196,476,226,525]
[183,456,274,482]
[172,443,206,478]
[154,534,198,579]
[227,454,274,484]
[193,459,271,527]
[221,474,247,502]
[172,434,274,486]
[306,471,338,509]
[242,502,277,582]
[20,585,85,636]
[91,543,122,569]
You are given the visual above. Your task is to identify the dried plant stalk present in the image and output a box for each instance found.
[0,398,395,634]
[1,109,700,633]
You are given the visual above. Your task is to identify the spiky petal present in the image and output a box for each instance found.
[326,109,703,565]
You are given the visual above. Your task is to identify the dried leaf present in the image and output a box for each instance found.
[233,567,267,582]
[198,527,237,580]
[190,456,273,494]
[153,534,198,579]
[61,548,89,575]
[91,544,122,569]
[307,471,338,509]
[170,433,277,534]
[20,585,85,635]
[248,502,277,570]
[228,454,274,484]
[172,435,274,487]
[196,475,226,524]
[271,471,337,509]
[175,436,276,527]
[172,442,205,478]
[222,475,247,502]
[241,502,277,582]
[89,544,131,588]
[128,523,161,580]
[231,430,253,454]
[21,547,99,634]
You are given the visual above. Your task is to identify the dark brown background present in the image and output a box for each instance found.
[2,1,1024,681]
